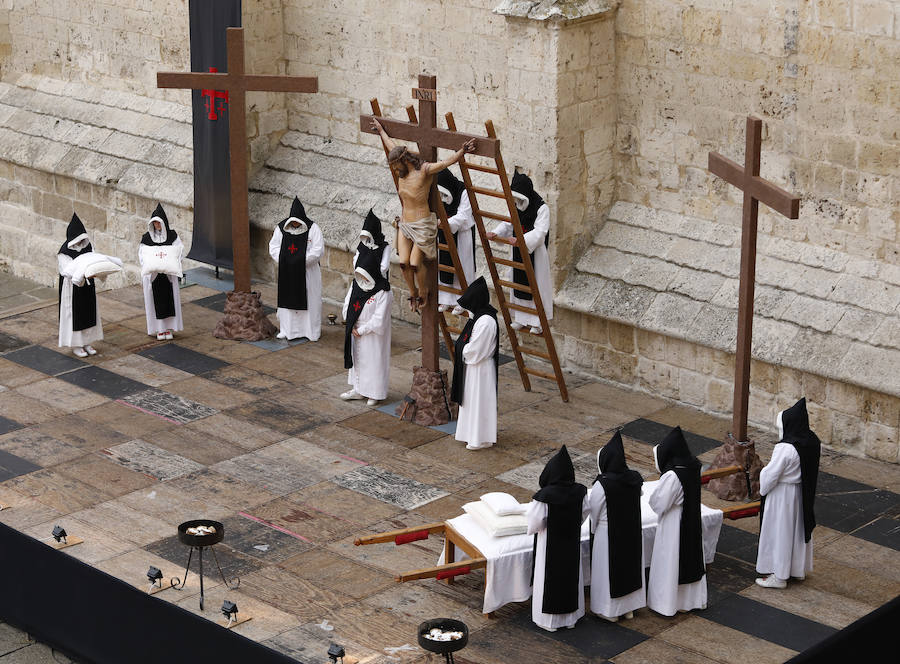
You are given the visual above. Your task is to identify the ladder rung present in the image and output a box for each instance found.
[518,346,551,361]
[524,366,558,381]
[499,279,530,293]
[491,256,526,269]
[471,186,506,199]
[461,161,500,175]
[439,285,464,295]
[507,301,538,315]
[479,210,512,223]
[437,243,450,250]
[438,264,456,273]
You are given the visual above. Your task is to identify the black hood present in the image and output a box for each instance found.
[654,426,700,474]
[779,397,820,542]
[533,445,587,506]
[59,213,92,257]
[437,168,465,217]
[141,203,178,246]
[359,208,387,248]
[279,196,313,231]
[511,171,544,213]
[456,276,496,319]
[596,431,643,488]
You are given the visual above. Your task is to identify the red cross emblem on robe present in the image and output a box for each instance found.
[288,243,298,254]
[353,301,362,312]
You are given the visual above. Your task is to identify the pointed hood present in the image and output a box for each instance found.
[456,276,496,319]
[533,445,587,506]
[510,171,544,214]
[437,168,465,218]
[358,208,387,250]
[653,426,699,475]
[59,213,91,257]
[354,249,390,293]
[279,196,313,233]
[141,203,178,246]
[596,431,643,488]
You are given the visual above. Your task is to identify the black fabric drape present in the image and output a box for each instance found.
[58,213,96,331]
[276,222,311,311]
[344,251,390,370]
[450,277,498,406]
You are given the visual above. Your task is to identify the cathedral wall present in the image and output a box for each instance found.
[613,0,898,265]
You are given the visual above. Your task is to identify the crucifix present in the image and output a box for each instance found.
[157,27,318,340]
[359,75,497,424]
[706,115,801,500]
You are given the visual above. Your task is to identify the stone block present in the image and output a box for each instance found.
[853,0,895,36]
[830,411,866,454]
[593,280,656,325]
[706,377,733,413]
[594,345,637,385]
[607,320,635,353]
[640,292,703,340]
[678,368,707,407]
[40,191,73,222]
[864,420,899,463]
[636,356,679,400]
[579,312,608,344]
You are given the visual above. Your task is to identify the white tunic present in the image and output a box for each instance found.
[756,443,813,580]
[589,482,647,619]
[454,315,498,449]
[57,253,103,348]
[138,238,184,335]
[526,497,590,631]
[438,191,477,306]
[269,224,325,341]
[342,288,393,400]
[647,471,707,616]
[493,203,553,328]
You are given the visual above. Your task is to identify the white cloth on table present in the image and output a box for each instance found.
[438,480,722,615]
[57,253,102,348]
[438,191,477,306]
[756,443,813,581]
[139,238,184,335]
[527,497,589,631]
[589,482,646,619]
[454,315,498,449]
[647,471,709,616]
[492,203,552,328]
[269,223,324,341]
[342,287,393,400]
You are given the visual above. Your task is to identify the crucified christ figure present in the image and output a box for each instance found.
[371,118,475,312]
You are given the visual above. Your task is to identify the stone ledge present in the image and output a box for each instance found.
[493,0,619,21]
[558,201,900,398]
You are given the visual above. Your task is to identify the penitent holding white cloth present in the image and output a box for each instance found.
[454,315,498,449]
[57,253,103,348]
[589,483,647,619]
[139,238,184,335]
[440,480,721,615]
[756,443,813,581]
[647,471,708,616]
[269,223,324,341]
[342,288,393,401]
[492,203,552,328]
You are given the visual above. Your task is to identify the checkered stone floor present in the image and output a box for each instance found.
[0,279,898,664]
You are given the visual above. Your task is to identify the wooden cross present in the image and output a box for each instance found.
[359,75,497,372]
[157,27,317,293]
[709,116,801,442]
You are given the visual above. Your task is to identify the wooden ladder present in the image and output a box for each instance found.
[369,99,471,359]
[447,114,568,402]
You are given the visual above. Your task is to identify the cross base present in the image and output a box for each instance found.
[212,291,277,341]
[396,366,457,427]
[706,434,763,501]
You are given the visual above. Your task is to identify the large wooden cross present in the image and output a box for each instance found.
[157,27,318,294]
[709,116,800,442]
[359,75,497,372]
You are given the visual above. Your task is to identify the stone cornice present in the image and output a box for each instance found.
[493,0,619,22]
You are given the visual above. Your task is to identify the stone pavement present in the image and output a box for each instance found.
[0,271,898,663]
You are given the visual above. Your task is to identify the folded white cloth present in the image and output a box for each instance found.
[480,492,527,516]
[67,252,124,284]
[462,501,527,537]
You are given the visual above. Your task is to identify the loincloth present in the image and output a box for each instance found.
[398,213,438,260]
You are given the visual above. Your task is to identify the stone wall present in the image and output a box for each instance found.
[614,0,899,265]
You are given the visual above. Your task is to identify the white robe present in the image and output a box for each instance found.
[647,471,707,616]
[756,443,813,581]
[493,203,552,328]
[589,482,647,618]
[438,191,477,307]
[269,223,324,341]
[454,315,498,448]
[342,288,393,400]
[526,497,590,631]
[138,238,184,335]
[57,253,103,348]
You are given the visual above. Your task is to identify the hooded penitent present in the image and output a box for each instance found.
[58,213,96,331]
[653,426,705,585]
[509,172,547,301]
[141,203,178,320]
[595,431,644,598]
[277,197,315,311]
[344,249,390,370]
[357,208,388,263]
[762,398,820,543]
[436,169,472,285]
[531,445,588,614]
[450,277,499,406]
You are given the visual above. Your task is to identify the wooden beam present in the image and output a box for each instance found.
[397,557,487,583]
[354,522,446,546]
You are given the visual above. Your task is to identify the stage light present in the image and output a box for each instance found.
[221,600,238,627]
[51,526,67,544]
[147,566,163,590]
[327,643,345,663]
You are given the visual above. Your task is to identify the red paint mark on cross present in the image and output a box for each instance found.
[287,243,298,254]
[201,67,229,120]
